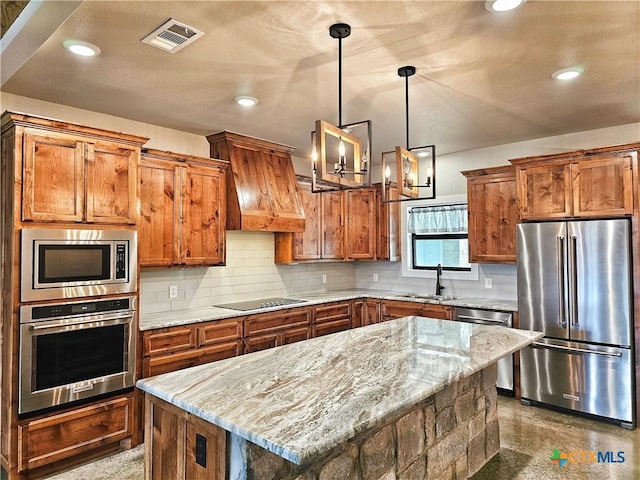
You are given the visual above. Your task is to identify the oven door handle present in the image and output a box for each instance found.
[28,313,133,330]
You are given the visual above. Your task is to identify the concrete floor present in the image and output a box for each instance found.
[42,397,639,480]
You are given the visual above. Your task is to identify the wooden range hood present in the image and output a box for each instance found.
[207,131,305,232]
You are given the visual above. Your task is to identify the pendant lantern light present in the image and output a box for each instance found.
[311,23,372,192]
[382,66,436,202]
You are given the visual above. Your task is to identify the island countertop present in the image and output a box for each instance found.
[136,316,542,466]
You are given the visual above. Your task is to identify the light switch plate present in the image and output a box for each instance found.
[169,285,178,298]
[485,278,492,289]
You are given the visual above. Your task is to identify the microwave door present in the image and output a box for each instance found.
[567,219,632,347]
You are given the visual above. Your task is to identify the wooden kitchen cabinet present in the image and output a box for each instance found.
[17,394,133,473]
[274,179,345,262]
[363,298,382,325]
[139,149,227,267]
[243,307,311,354]
[276,180,389,264]
[462,165,518,264]
[141,317,243,377]
[145,395,225,480]
[312,301,352,337]
[380,300,453,322]
[345,188,376,260]
[20,123,146,224]
[511,149,635,220]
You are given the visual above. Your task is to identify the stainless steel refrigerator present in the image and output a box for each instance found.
[517,218,635,428]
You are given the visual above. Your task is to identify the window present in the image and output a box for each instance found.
[408,204,470,271]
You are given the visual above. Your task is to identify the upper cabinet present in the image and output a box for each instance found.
[345,188,376,260]
[462,165,518,264]
[275,180,399,264]
[510,148,637,221]
[139,149,227,268]
[207,131,305,232]
[2,113,148,225]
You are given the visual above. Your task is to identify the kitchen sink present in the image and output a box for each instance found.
[393,293,458,301]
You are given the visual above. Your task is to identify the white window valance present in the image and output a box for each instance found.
[408,204,468,234]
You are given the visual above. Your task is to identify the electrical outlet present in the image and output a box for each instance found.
[485,278,493,289]
[169,285,178,299]
[195,433,207,468]
[373,273,379,282]
[322,274,327,284]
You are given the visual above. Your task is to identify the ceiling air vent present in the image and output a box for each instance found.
[141,18,204,53]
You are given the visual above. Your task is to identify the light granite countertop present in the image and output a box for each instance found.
[139,289,518,331]
[136,317,542,465]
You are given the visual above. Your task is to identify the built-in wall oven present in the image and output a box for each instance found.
[20,228,137,302]
[19,295,136,415]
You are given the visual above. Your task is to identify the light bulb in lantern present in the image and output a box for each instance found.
[338,140,346,168]
[426,167,432,186]
[311,148,318,172]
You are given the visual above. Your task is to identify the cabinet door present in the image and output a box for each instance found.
[517,162,571,220]
[181,164,225,266]
[139,158,179,267]
[244,333,278,354]
[294,182,322,260]
[321,190,344,259]
[345,189,376,260]
[467,170,518,264]
[85,142,138,224]
[261,150,306,230]
[364,299,381,325]
[376,186,401,261]
[572,153,634,217]
[22,132,84,222]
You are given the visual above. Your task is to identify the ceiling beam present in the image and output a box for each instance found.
[1,0,83,86]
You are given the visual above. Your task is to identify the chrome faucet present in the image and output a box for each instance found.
[435,264,445,296]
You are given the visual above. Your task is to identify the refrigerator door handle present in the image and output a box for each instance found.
[531,342,622,357]
[556,236,567,328]
[568,235,579,327]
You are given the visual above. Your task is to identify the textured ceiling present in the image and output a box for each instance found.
[2,1,639,161]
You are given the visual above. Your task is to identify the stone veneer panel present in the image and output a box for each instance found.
[234,364,499,480]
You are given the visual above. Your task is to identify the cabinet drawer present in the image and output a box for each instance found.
[313,319,351,337]
[142,327,197,357]
[422,304,454,320]
[197,319,243,346]
[244,333,278,354]
[143,342,242,377]
[18,395,132,472]
[312,302,351,323]
[244,308,310,336]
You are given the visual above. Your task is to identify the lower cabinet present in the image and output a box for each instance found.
[312,301,352,337]
[141,318,243,377]
[145,395,225,480]
[243,307,311,354]
[380,300,454,321]
[18,394,133,473]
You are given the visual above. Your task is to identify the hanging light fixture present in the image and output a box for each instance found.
[311,23,372,192]
[382,65,436,202]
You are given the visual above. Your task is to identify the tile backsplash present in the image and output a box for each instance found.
[139,231,356,314]
[140,232,516,315]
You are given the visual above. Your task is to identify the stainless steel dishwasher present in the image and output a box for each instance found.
[454,307,514,395]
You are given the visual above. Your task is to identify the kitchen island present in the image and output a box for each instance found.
[137,316,542,480]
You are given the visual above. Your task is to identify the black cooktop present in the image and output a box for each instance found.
[215,297,305,311]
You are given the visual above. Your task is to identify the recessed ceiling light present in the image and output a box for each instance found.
[234,96,259,107]
[63,40,101,57]
[485,0,526,12]
[551,67,585,80]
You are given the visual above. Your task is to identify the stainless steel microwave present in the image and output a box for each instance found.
[21,228,137,302]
